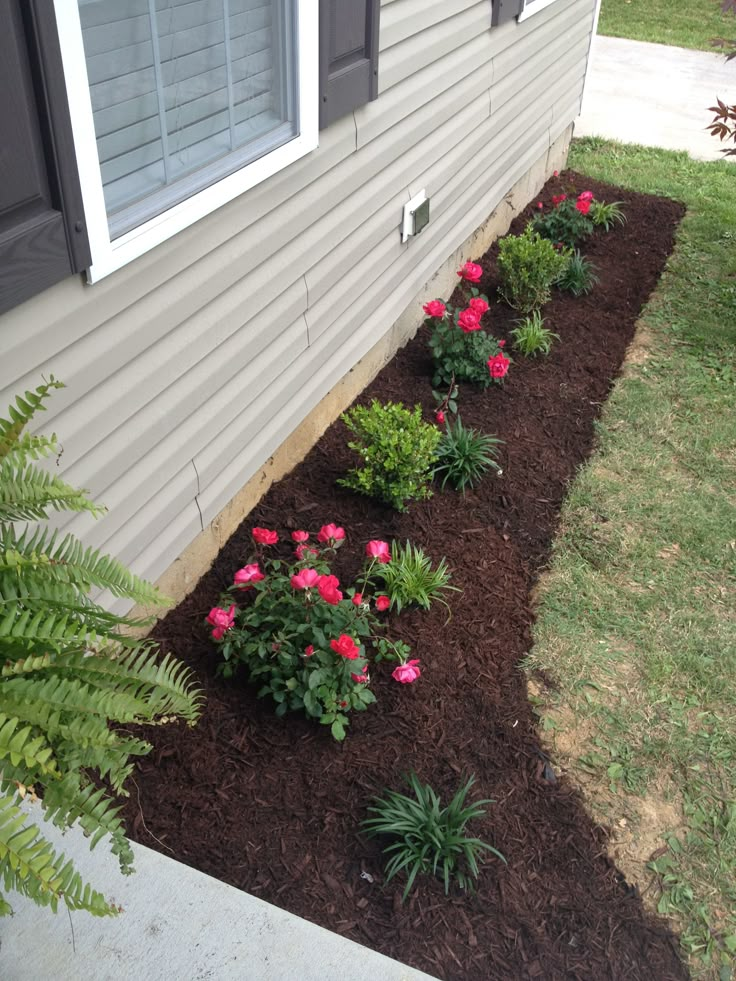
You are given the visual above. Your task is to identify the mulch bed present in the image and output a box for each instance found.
[122,172,689,980]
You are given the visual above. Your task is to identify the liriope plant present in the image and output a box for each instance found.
[0,378,202,916]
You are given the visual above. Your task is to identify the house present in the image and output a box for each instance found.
[1,0,601,612]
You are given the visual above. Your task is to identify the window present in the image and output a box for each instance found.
[518,0,562,21]
[53,0,318,281]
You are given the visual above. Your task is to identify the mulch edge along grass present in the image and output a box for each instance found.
[122,165,690,981]
[528,138,736,979]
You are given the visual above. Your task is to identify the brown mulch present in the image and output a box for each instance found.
[122,172,689,980]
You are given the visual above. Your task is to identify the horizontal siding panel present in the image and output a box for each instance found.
[59,311,309,551]
[50,278,307,483]
[380,0,479,51]
[379,4,490,94]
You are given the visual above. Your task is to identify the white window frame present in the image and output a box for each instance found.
[518,0,563,21]
[52,0,319,283]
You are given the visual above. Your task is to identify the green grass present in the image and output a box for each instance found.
[527,139,736,977]
[599,0,735,52]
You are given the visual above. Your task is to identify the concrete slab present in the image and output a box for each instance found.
[0,810,438,981]
[577,35,736,161]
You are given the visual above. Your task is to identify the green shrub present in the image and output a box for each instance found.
[434,416,502,493]
[362,773,505,900]
[370,540,457,613]
[339,401,441,511]
[0,379,202,917]
[497,226,570,313]
[510,311,560,357]
[556,249,599,297]
[589,200,626,231]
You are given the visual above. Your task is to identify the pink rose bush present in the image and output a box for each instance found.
[425,262,509,390]
[207,525,431,741]
[532,182,596,249]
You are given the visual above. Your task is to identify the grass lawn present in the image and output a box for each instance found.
[599,0,736,52]
[527,138,736,977]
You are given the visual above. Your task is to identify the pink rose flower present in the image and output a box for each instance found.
[291,530,310,543]
[318,574,343,605]
[457,308,482,333]
[252,527,278,546]
[206,604,236,641]
[457,262,483,283]
[579,190,594,202]
[317,523,345,544]
[365,540,391,564]
[575,199,591,215]
[375,595,390,612]
[304,645,315,657]
[468,297,489,316]
[552,194,567,207]
[436,410,445,425]
[537,201,544,210]
[423,300,447,319]
[553,170,559,177]
[291,568,321,590]
[233,564,264,588]
[488,353,510,379]
[295,544,319,560]
[498,339,506,348]
[392,659,421,684]
[351,672,369,684]
[352,592,363,606]
[330,634,360,660]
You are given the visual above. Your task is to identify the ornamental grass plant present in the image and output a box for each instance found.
[363,772,505,900]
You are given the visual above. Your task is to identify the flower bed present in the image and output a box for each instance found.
[122,173,687,981]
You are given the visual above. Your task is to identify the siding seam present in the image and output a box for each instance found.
[191,458,204,531]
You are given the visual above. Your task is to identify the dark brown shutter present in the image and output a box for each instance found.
[491,0,524,26]
[319,0,380,129]
[0,0,90,316]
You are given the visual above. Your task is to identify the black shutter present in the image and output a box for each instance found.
[0,0,90,316]
[491,0,524,26]
[319,0,380,129]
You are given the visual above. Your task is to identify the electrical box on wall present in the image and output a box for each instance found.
[402,190,430,243]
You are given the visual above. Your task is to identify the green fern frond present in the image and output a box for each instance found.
[0,714,58,778]
[1,431,59,467]
[0,460,102,522]
[0,525,166,605]
[0,378,64,462]
[54,648,204,724]
[0,793,116,916]
[0,604,99,658]
[41,777,134,871]
[1,675,164,726]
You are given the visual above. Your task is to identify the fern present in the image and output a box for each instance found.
[0,381,203,916]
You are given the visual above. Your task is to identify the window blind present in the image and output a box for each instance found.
[77,0,297,238]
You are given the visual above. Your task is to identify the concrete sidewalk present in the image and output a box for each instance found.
[0,809,437,981]
[577,35,736,161]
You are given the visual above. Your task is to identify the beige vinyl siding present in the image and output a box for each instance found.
[0,0,597,611]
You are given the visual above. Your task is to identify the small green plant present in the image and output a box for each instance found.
[509,311,560,357]
[210,526,424,740]
[423,266,509,390]
[434,416,502,492]
[497,225,570,313]
[556,250,599,297]
[532,191,595,248]
[339,401,441,512]
[589,199,626,231]
[363,773,505,900]
[0,379,202,917]
[370,540,457,613]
